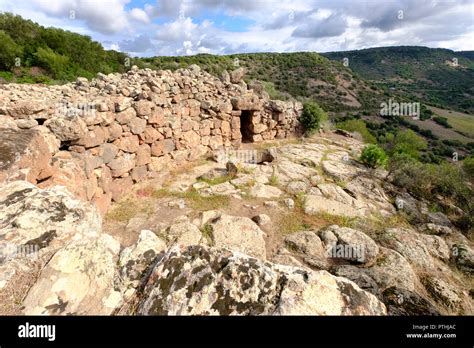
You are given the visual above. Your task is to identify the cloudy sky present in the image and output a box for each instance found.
[0,0,473,56]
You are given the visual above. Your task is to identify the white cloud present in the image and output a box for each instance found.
[0,0,472,56]
[129,8,150,24]
[29,0,131,34]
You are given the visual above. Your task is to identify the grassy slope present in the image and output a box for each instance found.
[428,106,474,138]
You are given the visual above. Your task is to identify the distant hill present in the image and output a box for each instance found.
[322,46,474,113]
[0,12,128,83]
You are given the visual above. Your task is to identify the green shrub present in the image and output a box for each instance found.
[33,47,69,79]
[385,129,427,160]
[0,30,21,70]
[463,156,474,179]
[300,102,327,134]
[360,144,388,168]
[389,156,473,230]
[433,116,451,128]
[336,119,376,143]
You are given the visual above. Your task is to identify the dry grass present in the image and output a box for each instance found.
[277,192,357,235]
[0,259,44,315]
[200,223,214,244]
[236,163,256,174]
[152,188,230,211]
[106,196,155,222]
[268,174,279,187]
[197,174,233,186]
[353,213,411,240]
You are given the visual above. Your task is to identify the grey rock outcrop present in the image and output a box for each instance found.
[137,245,387,315]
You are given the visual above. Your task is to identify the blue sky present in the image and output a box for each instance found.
[0,0,473,56]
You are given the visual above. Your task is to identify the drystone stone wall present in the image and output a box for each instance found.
[0,65,302,213]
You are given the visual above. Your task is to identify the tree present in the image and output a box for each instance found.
[300,102,327,134]
[33,47,69,79]
[389,129,427,159]
[0,30,21,70]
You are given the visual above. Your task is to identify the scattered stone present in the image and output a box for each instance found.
[252,214,271,226]
[167,199,186,209]
[264,201,279,209]
[249,183,283,199]
[283,198,295,209]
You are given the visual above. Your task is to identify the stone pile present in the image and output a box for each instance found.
[0,66,302,213]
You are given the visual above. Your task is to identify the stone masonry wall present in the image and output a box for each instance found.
[0,65,302,214]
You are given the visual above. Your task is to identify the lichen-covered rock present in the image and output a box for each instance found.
[22,233,122,315]
[453,244,474,274]
[382,287,440,316]
[0,180,100,251]
[334,247,417,294]
[323,225,379,264]
[0,181,101,292]
[117,230,167,297]
[381,228,449,269]
[137,245,386,315]
[421,276,463,311]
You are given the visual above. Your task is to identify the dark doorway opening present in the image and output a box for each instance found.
[240,110,253,143]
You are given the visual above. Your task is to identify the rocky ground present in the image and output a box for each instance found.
[0,131,473,315]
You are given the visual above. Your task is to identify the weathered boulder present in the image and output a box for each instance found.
[45,116,87,141]
[453,244,474,274]
[0,181,100,254]
[381,228,449,269]
[421,276,463,311]
[0,128,53,184]
[0,181,101,313]
[324,225,379,264]
[285,231,325,258]
[382,287,440,316]
[304,195,360,217]
[22,233,122,315]
[334,247,417,294]
[117,230,166,297]
[208,214,266,259]
[137,245,387,315]
[165,221,205,246]
[249,183,283,199]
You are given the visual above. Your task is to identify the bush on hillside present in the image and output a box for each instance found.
[300,102,327,134]
[463,156,474,180]
[360,144,388,168]
[433,116,451,128]
[336,119,376,143]
[389,155,473,230]
[384,129,427,160]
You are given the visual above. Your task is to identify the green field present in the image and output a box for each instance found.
[428,106,474,138]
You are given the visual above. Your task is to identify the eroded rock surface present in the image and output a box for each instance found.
[137,245,387,315]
